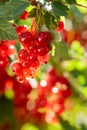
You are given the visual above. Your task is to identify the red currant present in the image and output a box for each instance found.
[20,10,29,20]
[30,60,40,69]
[16,74,25,83]
[28,43,36,51]
[35,32,51,45]
[37,44,49,56]
[0,44,8,57]
[18,49,29,60]
[19,31,33,47]
[22,59,30,68]
[11,62,22,74]
[27,50,38,63]
[0,56,9,68]
[56,20,64,32]
[16,25,28,35]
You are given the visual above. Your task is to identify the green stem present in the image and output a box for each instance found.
[36,4,43,32]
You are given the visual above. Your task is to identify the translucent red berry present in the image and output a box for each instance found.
[28,43,36,51]
[0,56,9,68]
[20,10,29,20]
[56,20,64,32]
[0,44,8,57]
[11,62,22,74]
[18,49,28,60]
[22,60,30,68]
[30,60,40,68]
[27,50,38,63]
[37,44,49,56]
[16,25,28,35]
[16,74,25,83]
[19,31,33,47]
[35,32,51,45]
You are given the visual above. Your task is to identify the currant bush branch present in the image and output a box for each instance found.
[74,3,87,8]
[62,0,87,8]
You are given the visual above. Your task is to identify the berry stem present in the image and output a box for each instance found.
[36,4,44,32]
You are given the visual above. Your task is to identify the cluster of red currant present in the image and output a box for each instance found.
[11,24,51,83]
[0,9,71,126]
[13,68,71,124]
[0,67,71,124]
[0,40,16,69]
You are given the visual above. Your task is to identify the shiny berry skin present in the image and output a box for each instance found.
[35,32,51,45]
[37,44,48,56]
[22,60,30,68]
[30,60,40,68]
[27,50,38,63]
[19,31,33,47]
[16,74,25,83]
[20,11,29,20]
[11,62,22,74]
[28,43,36,51]
[18,49,28,60]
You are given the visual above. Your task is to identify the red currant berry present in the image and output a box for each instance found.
[22,59,30,68]
[16,74,25,83]
[18,49,28,60]
[37,44,49,56]
[30,60,40,69]
[16,25,28,35]
[20,10,29,20]
[19,31,33,47]
[35,32,51,45]
[0,44,8,57]
[56,20,64,32]
[28,43,36,51]
[11,62,22,74]
[27,50,38,63]
[0,56,9,68]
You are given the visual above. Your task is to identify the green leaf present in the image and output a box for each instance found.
[15,42,21,52]
[80,124,87,130]
[51,1,69,17]
[0,0,30,21]
[65,0,76,4]
[70,6,83,19]
[55,41,70,60]
[0,1,4,6]
[0,97,14,123]
[44,12,51,29]
[44,11,59,29]
[58,116,77,130]
[0,20,18,40]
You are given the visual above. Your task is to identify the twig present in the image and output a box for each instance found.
[73,3,87,8]
[62,1,87,8]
